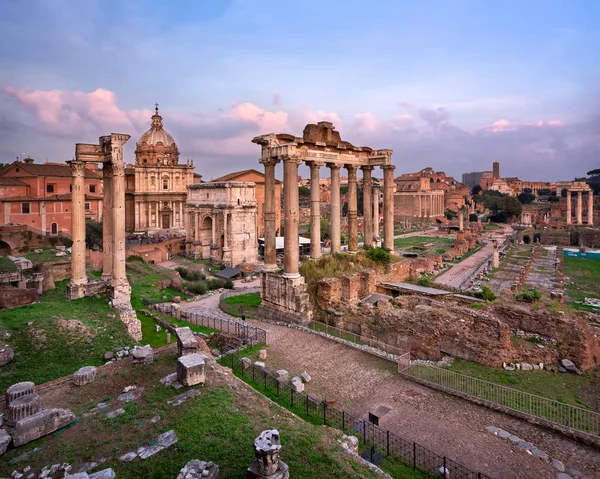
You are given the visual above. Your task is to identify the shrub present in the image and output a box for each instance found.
[224,279,234,289]
[365,246,391,265]
[516,288,543,303]
[207,278,226,290]
[61,237,73,248]
[471,302,486,310]
[0,256,17,273]
[416,275,433,287]
[126,255,145,263]
[176,267,205,282]
[476,285,497,301]
[49,237,59,246]
[188,281,208,295]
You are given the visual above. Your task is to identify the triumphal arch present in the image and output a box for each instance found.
[253,121,395,324]
[67,133,141,340]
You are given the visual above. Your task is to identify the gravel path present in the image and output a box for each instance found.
[248,320,600,479]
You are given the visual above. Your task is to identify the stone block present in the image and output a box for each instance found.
[131,345,154,365]
[560,358,582,374]
[291,377,304,393]
[7,394,41,426]
[258,349,267,360]
[275,370,288,380]
[521,363,533,371]
[0,429,11,456]
[89,469,116,479]
[176,459,220,479]
[106,408,125,419]
[11,408,76,447]
[73,366,97,386]
[0,345,14,366]
[248,429,289,479]
[241,357,252,369]
[5,381,35,406]
[177,354,206,386]
[254,361,265,369]
[175,327,201,356]
[300,372,311,383]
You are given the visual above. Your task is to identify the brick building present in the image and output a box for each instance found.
[0,158,103,236]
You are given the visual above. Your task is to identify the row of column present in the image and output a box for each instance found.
[415,193,444,217]
[135,200,184,230]
[262,158,395,278]
[566,190,594,225]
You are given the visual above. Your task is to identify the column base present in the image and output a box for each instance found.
[259,273,312,325]
[222,247,232,267]
[66,281,87,301]
[282,272,301,279]
[263,263,278,273]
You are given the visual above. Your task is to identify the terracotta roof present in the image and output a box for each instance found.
[211,169,282,184]
[0,193,102,202]
[2,162,102,179]
[0,177,28,186]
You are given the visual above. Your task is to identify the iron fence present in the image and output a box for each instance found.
[227,351,492,479]
[403,359,600,441]
[148,303,268,345]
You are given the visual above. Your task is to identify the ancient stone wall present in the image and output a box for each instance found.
[578,228,600,248]
[0,286,39,310]
[540,231,571,246]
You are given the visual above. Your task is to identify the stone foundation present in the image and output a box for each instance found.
[116,306,142,342]
[259,273,312,325]
[0,287,39,310]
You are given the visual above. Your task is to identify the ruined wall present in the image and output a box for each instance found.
[0,286,39,310]
[540,231,571,246]
[578,228,600,248]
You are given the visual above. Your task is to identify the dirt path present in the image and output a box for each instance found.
[248,320,600,479]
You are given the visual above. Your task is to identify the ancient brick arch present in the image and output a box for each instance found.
[0,240,13,256]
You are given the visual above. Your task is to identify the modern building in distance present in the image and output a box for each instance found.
[125,106,198,233]
[0,158,103,236]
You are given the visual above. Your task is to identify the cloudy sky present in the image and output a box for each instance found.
[1,0,599,182]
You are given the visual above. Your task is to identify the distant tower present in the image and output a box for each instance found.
[492,162,500,179]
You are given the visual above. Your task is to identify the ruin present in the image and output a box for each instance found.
[253,122,394,324]
[247,429,289,479]
[558,181,594,225]
[66,134,142,341]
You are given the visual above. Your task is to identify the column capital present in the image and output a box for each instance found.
[326,162,341,171]
[345,164,359,173]
[306,161,324,169]
[68,160,87,177]
[259,157,280,167]
[281,154,303,165]
[381,164,396,171]
[360,165,374,172]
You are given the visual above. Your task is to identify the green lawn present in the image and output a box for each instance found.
[563,257,600,311]
[25,247,70,264]
[221,292,262,318]
[0,280,134,391]
[393,236,452,250]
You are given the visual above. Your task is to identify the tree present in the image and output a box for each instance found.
[537,188,551,196]
[298,186,310,197]
[320,218,330,241]
[445,210,457,220]
[85,220,103,250]
[471,185,482,195]
[469,213,478,222]
[587,168,600,177]
[517,192,535,204]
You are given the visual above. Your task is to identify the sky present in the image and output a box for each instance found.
[1,0,599,182]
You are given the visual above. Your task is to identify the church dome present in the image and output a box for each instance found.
[137,105,176,147]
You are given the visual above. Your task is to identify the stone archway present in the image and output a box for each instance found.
[200,216,212,258]
[0,240,11,256]
[523,234,531,244]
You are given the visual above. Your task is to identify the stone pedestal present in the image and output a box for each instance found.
[247,430,289,479]
[177,353,206,386]
[7,394,41,426]
[5,381,35,406]
[73,366,97,386]
[131,345,154,365]
[175,327,201,356]
[492,241,500,269]
[259,273,312,325]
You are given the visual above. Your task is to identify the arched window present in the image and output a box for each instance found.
[150,176,155,188]
[51,222,58,235]
[163,176,169,190]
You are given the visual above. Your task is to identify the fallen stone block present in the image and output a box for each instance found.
[160,373,178,386]
[137,444,164,460]
[11,408,76,447]
[0,345,15,366]
[258,349,267,360]
[119,451,137,462]
[7,394,42,426]
[168,389,201,407]
[5,381,35,407]
[254,361,265,369]
[551,459,565,472]
[65,473,89,479]
[240,357,252,369]
[157,429,178,448]
[106,408,125,419]
[78,462,97,473]
[301,372,311,383]
[103,352,114,361]
[177,354,206,387]
[131,345,154,365]
[291,378,304,393]
[118,386,143,403]
[530,448,548,460]
[520,363,533,371]
[560,359,582,375]
[176,459,220,479]
[0,429,11,456]
[275,370,288,380]
[73,366,97,386]
[89,469,115,479]
[175,327,201,356]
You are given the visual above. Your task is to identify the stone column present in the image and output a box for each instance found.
[492,240,500,268]
[283,156,301,278]
[211,213,216,245]
[68,160,87,299]
[101,162,113,282]
[329,164,341,253]
[347,165,358,253]
[261,160,278,272]
[577,190,583,224]
[418,194,422,217]
[382,165,395,250]
[194,212,200,241]
[111,142,130,299]
[588,191,594,225]
[373,186,380,239]
[566,190,572,225]
[362,166,373,248]
[223,211,229,249]
[308,162,322,259]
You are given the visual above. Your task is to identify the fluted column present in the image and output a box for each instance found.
[308,162,322,259]
[223,211,229,248]
[211,212,216,245]
[418,194,422,217]
[111,144,129,293]
[382,165,395,250]
[69,160,87,297]
[577,191,583,224]
[283,156,301,278]
[362,166,373,248]
[262,159,278,272]
[373,186,380,239]
[329,164,341,253]
[347,165,358,253]
[566,190,572,225]
[195,212,200,241]
[101,163,113,282]
[588,191,594,225]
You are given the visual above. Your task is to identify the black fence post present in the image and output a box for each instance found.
[342,410,345,432]
[252,366,255,383]
[306,394,309,416]
[291,388,294,408]
[363,421,366,445]
[443,456,447,477]
[413,442,416,470]
[386,430,390,457]
[264,370,267,392]
[323,402,327,426]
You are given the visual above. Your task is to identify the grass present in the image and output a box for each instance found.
[0,280,134,391]
[25,247,69,264]
[444,358,596,410]
[0,352,385,479]
[451,241,485,263]
[138,312,169,349]
[563,257,600,311]
[393,236,452,250]
[221,292,262,318]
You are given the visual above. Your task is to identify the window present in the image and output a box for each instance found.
[90,185,96,193]
[70,185,72,192]
[21,203,30,214]
[85,202,91,211]
[46,184,55,193]
[163,179,169,190]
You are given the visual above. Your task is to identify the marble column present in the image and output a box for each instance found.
[195,212,200,241]
[101,162,113,282]
[68,160,87,298]
[577,191,583,224]
[328,164,341,254]
[382,165,395,250]
[418,194,422,217]
[283,156,301,278]
[308,162,322,259]
[588,191,594,225]
[566,190,572,225]
[211,212,216,245]
[373,186,380,239]
[459,211,464,231]
[223,211,229,248]
[362,166,373,248]
[347,165,358,253]
[111,137,130,300]
[262,160,278,272]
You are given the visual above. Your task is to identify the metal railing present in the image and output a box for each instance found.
[403,359,600,442]
[226,351,492,479]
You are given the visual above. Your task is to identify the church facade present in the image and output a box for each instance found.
[125,106,197,233]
